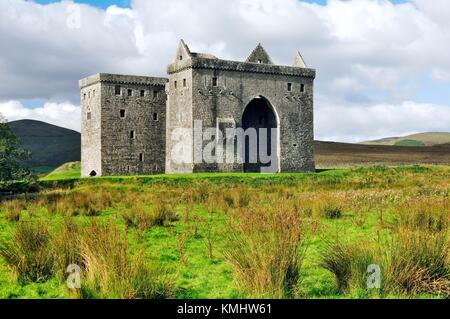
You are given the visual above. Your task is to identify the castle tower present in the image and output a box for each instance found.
[79,73,167,177]
[166,40,316,173]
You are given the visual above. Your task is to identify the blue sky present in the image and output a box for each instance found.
[34,0,412,8]
[35,0,131,9]
[1,0,449,141]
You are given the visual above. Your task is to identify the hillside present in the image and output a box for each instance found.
[8,120,80,169]
[7,118,450,172]
[360,132,450,147]
[315,141,450,168]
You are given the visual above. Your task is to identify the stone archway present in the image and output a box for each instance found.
[241,96,279,173]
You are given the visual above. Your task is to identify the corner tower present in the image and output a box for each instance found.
[80,73,167,177]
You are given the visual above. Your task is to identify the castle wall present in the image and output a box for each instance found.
[192,69,314,172]
[166,60,315,173]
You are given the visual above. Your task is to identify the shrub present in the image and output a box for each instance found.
[123,202,178,230]
[151,201,178,227]
[223,205,304,298]
[322,204,343,220]
[222,193,235,209]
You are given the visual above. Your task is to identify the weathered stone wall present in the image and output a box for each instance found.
[81,42,316,176]
[165,68,194,174]
[166,56,316,173]
[80,79,102,177]
[80,73,167,176]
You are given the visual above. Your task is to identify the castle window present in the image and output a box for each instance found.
[287,83,292,92]
[130,130,135,139]
[212,77,218,87]
[258,59,262,64]
[115,85,121,95]
[93,90,96,97]
[86,112,91,120]
[83,93,86,100]
[127,89,133,97]
[300,84,305,93]
[174,81,177,89]
[153,113,159,121]
[139,153,144,162]
[183,79,187,87]
[120,109,126,118]
[179,55,183,61]
[153,90,158,99]
[140,90,145,97]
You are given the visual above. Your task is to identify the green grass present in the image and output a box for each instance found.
[40,162,81,181]
[395,140,425,147]
[2,165,450,299]
[31,167,56,175]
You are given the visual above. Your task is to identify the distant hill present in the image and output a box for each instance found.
[360,132,450,147]
[315,141,450,168]
[8,120,80,169]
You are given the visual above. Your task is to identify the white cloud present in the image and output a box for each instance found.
[0,0,449,141]
[0,100,80,132]
[316,98,450,142]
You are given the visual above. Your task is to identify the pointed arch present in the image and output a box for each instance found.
[241,96,280,173]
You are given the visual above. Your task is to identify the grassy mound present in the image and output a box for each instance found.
[41,162,81,181]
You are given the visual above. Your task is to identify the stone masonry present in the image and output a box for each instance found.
[80,40,316,177]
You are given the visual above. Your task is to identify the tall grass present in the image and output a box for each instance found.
[320,241,375,294]
[79,221,175,299]
[0,221,54,283]
[321,230,450,297]
[0,218,175,299]
[122,201,178,230]
[384,230,450,297]
[223,204,304,298]
[1,199,24,222]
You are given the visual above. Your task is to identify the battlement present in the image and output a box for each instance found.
[168,57,316,78]
[167,40,315,78]
[79,73,167,89]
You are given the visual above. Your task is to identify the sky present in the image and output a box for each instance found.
[1,0,450,142]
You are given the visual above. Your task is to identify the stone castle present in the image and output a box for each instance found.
[79,40,316,177]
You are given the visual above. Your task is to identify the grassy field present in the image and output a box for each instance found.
[40,162,81,181]
[1,165,450,299]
